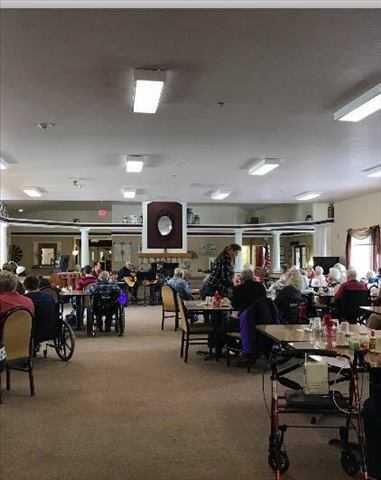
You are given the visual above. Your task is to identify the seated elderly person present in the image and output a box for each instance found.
[24,275,57,343]
[0,270,34,317]
[334,268,367,301]
[77,265,97,290]
[275,271,304,323]
[88,271,121,332]
[2,262,25,294]
[232,268,266,312]
[310,265,327,288]
[167,268,192,300]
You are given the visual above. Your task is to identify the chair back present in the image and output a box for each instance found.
[91,290,119,314]
[367,313,381,330]
[2,308,33,361]
[40,287,59,303]
[340,289,369,323]
[161,285,177,312]
[177,295,190,333]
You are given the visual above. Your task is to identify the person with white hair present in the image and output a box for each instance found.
[327,267,342,293]
[310,265,327,288]
[334,263,347,283]
[275,271,304,323]
[232,267,266,312]
[334,267,367,301]
[88,270,121,332]
[167,267,192,300]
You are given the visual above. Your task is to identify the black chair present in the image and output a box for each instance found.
[88,291,124,336]
[337,290,370,324]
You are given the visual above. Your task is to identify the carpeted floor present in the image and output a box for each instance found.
[1,306,349,480]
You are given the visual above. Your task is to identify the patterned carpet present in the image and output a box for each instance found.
[1,306,349,480]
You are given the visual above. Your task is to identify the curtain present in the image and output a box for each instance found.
[371,225,381,271]
[345,230,352,268]
[346,225,381,270]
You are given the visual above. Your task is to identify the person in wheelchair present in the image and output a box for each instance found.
[88,271,121,333]
[24,275,58,344]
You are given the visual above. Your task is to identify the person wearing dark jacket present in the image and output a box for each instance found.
[275,271,304,323]
[24,275,57,343]
[200,243,241,299]
[232,268,267,312]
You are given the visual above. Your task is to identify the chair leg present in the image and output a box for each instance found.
[180,331,185,358]
[184,336,189,363]
[6,367,10,391]
[28,364,35,397]
[161,309,165,330]
[0,373,2,404]
[174,312,179,331]
[226,348,230,367]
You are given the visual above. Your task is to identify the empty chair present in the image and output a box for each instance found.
[161,285,179,330]
[367,314,381,330]
[177,295,212,363]
[1,308,35,402]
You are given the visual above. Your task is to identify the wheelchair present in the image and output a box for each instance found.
[87,291,125,337]
[33,300,76,362]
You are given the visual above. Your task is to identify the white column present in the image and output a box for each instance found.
[0,222,8,267]
[313,224,332,257]
[271,231,281,273]
[234,229,243,273]
[80,228,90,268]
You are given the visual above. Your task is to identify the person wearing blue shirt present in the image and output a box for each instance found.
[167,268,192,300]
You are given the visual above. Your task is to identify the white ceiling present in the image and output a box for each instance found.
[0,9,381,205]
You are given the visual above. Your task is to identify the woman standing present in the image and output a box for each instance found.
[201,243,241,299]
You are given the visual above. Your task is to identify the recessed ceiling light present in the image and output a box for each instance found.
[133,69,165,114]
[334,83,381,122]
[23,187,43,198]
[18,208,24,213]
[295,191,321,201]
[36,122,56,130]
[248,158,280,176]
[122,189,136,199]
[0,158,9,170]
[126,159,144,173]
[210,190,231,200]
[363,164,381,178]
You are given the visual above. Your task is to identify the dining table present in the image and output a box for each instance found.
[184,300,234,360]
[59,290,90,330]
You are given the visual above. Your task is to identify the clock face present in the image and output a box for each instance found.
[157,215,173,237]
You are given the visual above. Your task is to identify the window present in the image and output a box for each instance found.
[350,236,372,278]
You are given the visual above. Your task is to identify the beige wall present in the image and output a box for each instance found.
[9,234,77,273]
[331,190,381,260]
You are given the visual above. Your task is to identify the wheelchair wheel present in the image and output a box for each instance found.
[55,320,75,361]
[341,450,360,477]
[268,450,290,474]
[118,309,125,336]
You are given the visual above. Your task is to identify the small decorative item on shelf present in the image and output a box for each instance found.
[328,202,335,219]
[193,214,200,224]
[187,208,194,225]
[305,214,313,222]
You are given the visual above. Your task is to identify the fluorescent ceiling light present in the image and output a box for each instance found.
[334,83,381,122]
[210,190,231,200]
[126,160,144,173]
[248,158,280,176]
[122,189,136,199]
[23,187,43,198]
[133,69,165,114]
[363,164,381,178]
[295,191,321,201]
[0,158,9,170]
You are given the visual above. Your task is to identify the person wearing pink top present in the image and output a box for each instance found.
[0,270,34,317]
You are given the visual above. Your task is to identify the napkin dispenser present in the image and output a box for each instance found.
[304,360,329,395]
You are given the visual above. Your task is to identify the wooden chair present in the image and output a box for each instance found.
[177,295,212,363]
[161,285,179,331]
[1,308,35,402]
